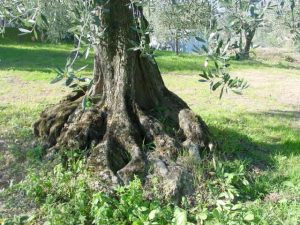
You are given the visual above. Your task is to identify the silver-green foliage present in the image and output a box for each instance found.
[0,0,93,42]
[195,30,249,98]
[222,0,274,57]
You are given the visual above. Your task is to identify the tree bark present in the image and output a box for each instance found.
[243,29,255,59]
[34,0,214,199]
[175,31,180,55]
[237,29,255,60]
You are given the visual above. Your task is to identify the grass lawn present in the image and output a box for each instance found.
[0,38,299,224]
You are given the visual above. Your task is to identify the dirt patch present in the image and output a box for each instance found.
[0,138,38,218]
[256,48,300,64]
[233,70,300,107]
[165,68,300,130]
[264,192,282,203]
[0,139,11,189]
[4,76,27,85]
[0,75,67,105]
[0,136,36,190]
[229,70,300,129]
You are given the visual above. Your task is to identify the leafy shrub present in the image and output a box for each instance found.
[284,55,296,62]
[26,146,45,163]
[193,161,259,225]
[19,152,268,225]
[21,159,185,225]
[91,178,174,225]
[22,160,92,225]
[0,215,31,225]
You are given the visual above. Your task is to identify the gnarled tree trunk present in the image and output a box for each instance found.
[237,29,255,60]
[34,1,214,199]
[242,29,255,59]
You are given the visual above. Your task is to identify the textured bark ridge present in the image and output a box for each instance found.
[34,1,214,199]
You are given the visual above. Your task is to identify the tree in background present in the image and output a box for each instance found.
[279,0,300,48]
[223,0,273,59]
[0,0,74,42]
[145,0,211,54]
[40,1,74,42]
[254,0,300,50]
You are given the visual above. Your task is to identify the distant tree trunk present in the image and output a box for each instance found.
[34,0,213,199]
[0,19,4,27]
[175,37,179,55]
[239,32,243,54]
[174,30,180,55]
[243,29,255,59]
[237,29,255,60]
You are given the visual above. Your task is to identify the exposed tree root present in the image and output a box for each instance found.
[34,87,214,199]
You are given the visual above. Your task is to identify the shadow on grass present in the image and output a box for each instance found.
[208,109,300,174]
[212,126,299,166]
[254,110,300,120]
[1,45,299,75]
[0,46,93,73]
[232,58,300,71]
[208,112,300,199]
[156,52,300,73]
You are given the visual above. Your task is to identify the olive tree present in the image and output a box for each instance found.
[0,0,214,197]
[145,0,211,54]
[280,0,300,47]
[222,0,273,59]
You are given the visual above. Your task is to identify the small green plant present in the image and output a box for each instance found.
[151,106,176,135]
[21,158,92,225]
[21,160,192,225]
[91,178,174,225]
[26,146,45,163]
[0,215,33,225]
[191,161,259,225]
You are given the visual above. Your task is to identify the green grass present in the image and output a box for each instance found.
[155,50,300,74]
[2,29,299,76]
[0,39,300,224]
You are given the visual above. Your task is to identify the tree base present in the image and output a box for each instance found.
[34,87,214,199]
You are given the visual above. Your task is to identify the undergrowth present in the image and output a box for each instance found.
[1,152,267,225]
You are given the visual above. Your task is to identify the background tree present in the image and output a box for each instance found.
[279,0,300,48]
[145,0,211,54]
[220,0,273,59]
[0,0,83,43]
[39,0,74,42]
